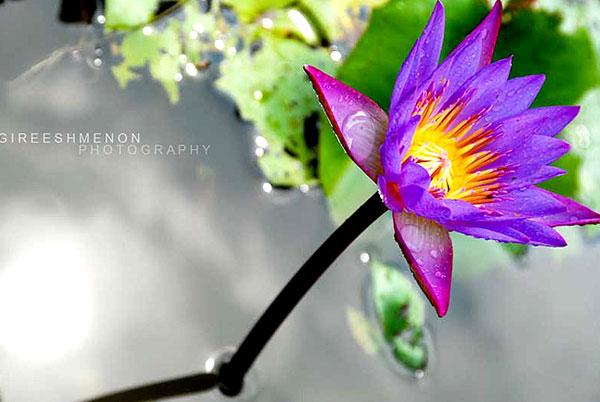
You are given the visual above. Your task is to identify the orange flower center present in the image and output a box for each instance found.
[404,88,507,205]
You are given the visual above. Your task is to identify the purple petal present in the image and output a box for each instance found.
[447,0,502,70]
[390,1,445,110]
[445,57,513,128]
[501,165,566,190]
[490,107,580,149]
[393,211,453,317]
[448,219,566,247]
[380,115,420,177]
[491,135,571,168]
[446,222,529,243]
[531,189,600,227]
[486,187,566,218]
[396,161,451,220]
[506,220,567,247]
[304,65,388,181]
[425,33,484,105]
[527,106,580,137]
[474,75,545,129]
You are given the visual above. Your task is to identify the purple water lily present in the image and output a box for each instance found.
[305,0,600,317]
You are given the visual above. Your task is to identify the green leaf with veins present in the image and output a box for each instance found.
[370,260,427,371]
[105,0,161,29]
[216,34,335,186]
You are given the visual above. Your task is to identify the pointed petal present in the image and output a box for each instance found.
[531,189,600,227]
[393,211,453,317]
[487,187,567,218]
[501,165,566,190]
[487,107,580,154]
[446,222,529,243]
[447,219,566,247]
[304,65,388,181]
[475,75,545,129]
[390,1,445,109]
[426,33,484,104]
[447,0,502,69]
[491,135,571,168]
[445,57,513,128]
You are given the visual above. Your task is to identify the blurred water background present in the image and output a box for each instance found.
[1,0,600,401]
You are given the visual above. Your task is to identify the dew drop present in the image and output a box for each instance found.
[341,111,373,150]
[429,249,439,258]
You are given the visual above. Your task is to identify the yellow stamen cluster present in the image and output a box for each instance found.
[405,89,506,205]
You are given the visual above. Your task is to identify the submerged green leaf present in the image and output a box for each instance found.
[370,260,427,371]
[371,260,425,339]
[221,0,295,23]
[105,0,161,29]
[216,35,335,186]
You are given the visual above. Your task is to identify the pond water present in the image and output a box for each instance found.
[1,1,600,402]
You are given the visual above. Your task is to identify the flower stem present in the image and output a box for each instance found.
[83,373,219,402]
[218,192,387,395]
[80,192,386,401]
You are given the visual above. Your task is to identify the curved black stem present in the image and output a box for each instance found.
[81,372,218,402]
[79,192,386,401]
[218,192,387,395]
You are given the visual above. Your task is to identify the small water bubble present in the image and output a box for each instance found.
[227,46,237,56]
[359,252,370,264]
[255,147,265,157]
[174,72,183,82]
[189,31,199,40]
[96,14,105,24]
[92,58,102,67]
[341,111,373,150]
[253,90,264,101]
[261,17,274,29]
[299,184,310,193]
[330,50,342,62]
[255,136,268,148]
[142,26,153,36]
[185,63,198,76]
[262,182,273,193]
[214,39,226,51]
[94,47,103,57]
[429,249,439,258]
[415,369,425,379]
